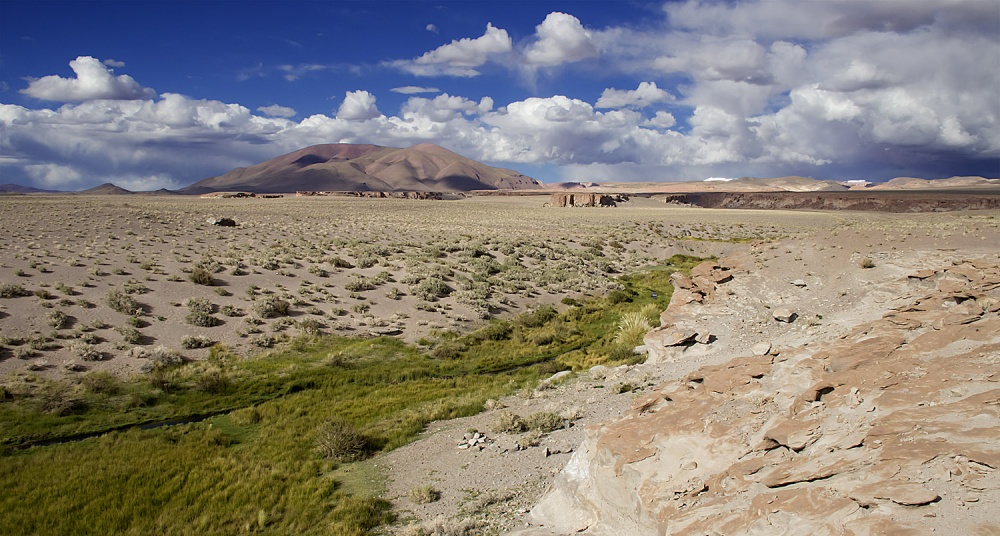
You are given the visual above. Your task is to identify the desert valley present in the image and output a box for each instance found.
[1,143,999,535]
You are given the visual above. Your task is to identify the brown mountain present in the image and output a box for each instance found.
[182,143,540,194]
[78,183,133,195]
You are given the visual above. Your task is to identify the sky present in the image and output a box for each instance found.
[1,0,998,192]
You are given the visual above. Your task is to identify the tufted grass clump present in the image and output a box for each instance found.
[489,410,526,434]
[408,485,440,504]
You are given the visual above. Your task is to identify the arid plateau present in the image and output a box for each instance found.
[1,192,998,535]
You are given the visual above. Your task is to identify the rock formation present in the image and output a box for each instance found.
[548,193,624,207]
[516,260,1000,535]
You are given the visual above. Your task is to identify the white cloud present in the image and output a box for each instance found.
[388,23,512,77]
[102,59,126,68]
[391,86,440,94]
[401,94,493,122]
[257,104,297,118]
[20,56,156,102]
[643,111,676,129]
[596,82,674,109]
[426,23,438,34]
[277,63,331,81]
[336,90,382,121]
[522,12,598,67]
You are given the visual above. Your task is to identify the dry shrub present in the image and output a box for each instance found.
[316,419,369,462]
[489,410,526,434]
[408,485,440,504]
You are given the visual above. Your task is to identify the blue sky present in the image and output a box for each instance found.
[1,0,998,191]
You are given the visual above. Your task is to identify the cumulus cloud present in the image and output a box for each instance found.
[643,111,677,129]
[401,94,493,122]
[388,23,512,77]
[257,104,297,118]
[596,82,674,109]
[20,56,156,102]
[102,59,126,68]
[522,12,598,66]
[391,86,440,94]
[336,90,382,121]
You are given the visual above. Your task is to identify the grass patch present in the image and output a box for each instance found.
[0,255,703,535]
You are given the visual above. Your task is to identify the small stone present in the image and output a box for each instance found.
[681,460,698,470]
[791,279,807,287]
[694,332,712,344]
[772,307,797,323]
[751,342,772,356]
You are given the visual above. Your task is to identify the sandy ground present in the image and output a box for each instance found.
[0,194,786,380]
[379,207,1000,534]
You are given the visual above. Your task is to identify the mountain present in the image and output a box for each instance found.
[77,183,133,195]
[0,183,61,193]
[182,143,540,194]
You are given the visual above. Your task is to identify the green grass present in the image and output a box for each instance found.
[0,255,704,535]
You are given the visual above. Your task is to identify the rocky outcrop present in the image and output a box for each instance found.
[663,191,1000,212]
[548,193,625,207]
[517,261,1000,535]
[643,261,735,364]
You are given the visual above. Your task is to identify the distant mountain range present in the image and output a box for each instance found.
[181,143,541,194]
[0,184,61,193]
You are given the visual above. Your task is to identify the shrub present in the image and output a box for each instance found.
[606,289,633,305]
[408,485,440,504]
[117,325,142,344]
[330,256,353,269]
[185,297,215,315]
[385,287,403,300]
[344,276,375,292]
[147,345,183,367]
[861,257,876,269]
[196,368,230,394]
[0,283,29,298]
[81,371,121,395]
[69,341,102,361]
[316,419,370,462]
[297,318,323,335]
[220,304,245,317]
[105,288,140,315]
[46,310,69,329]
[474,320,512,341]
[180,335,214,349]
[186,311,219,327]
[413,277,451,301]
[253,296,290,318]
[525,412,564,433]
[490,410,526,434]
[517,305,558,328]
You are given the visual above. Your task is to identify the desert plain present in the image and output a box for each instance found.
[1,192,998,535]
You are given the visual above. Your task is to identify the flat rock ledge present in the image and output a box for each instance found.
[513,260,1000,535]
